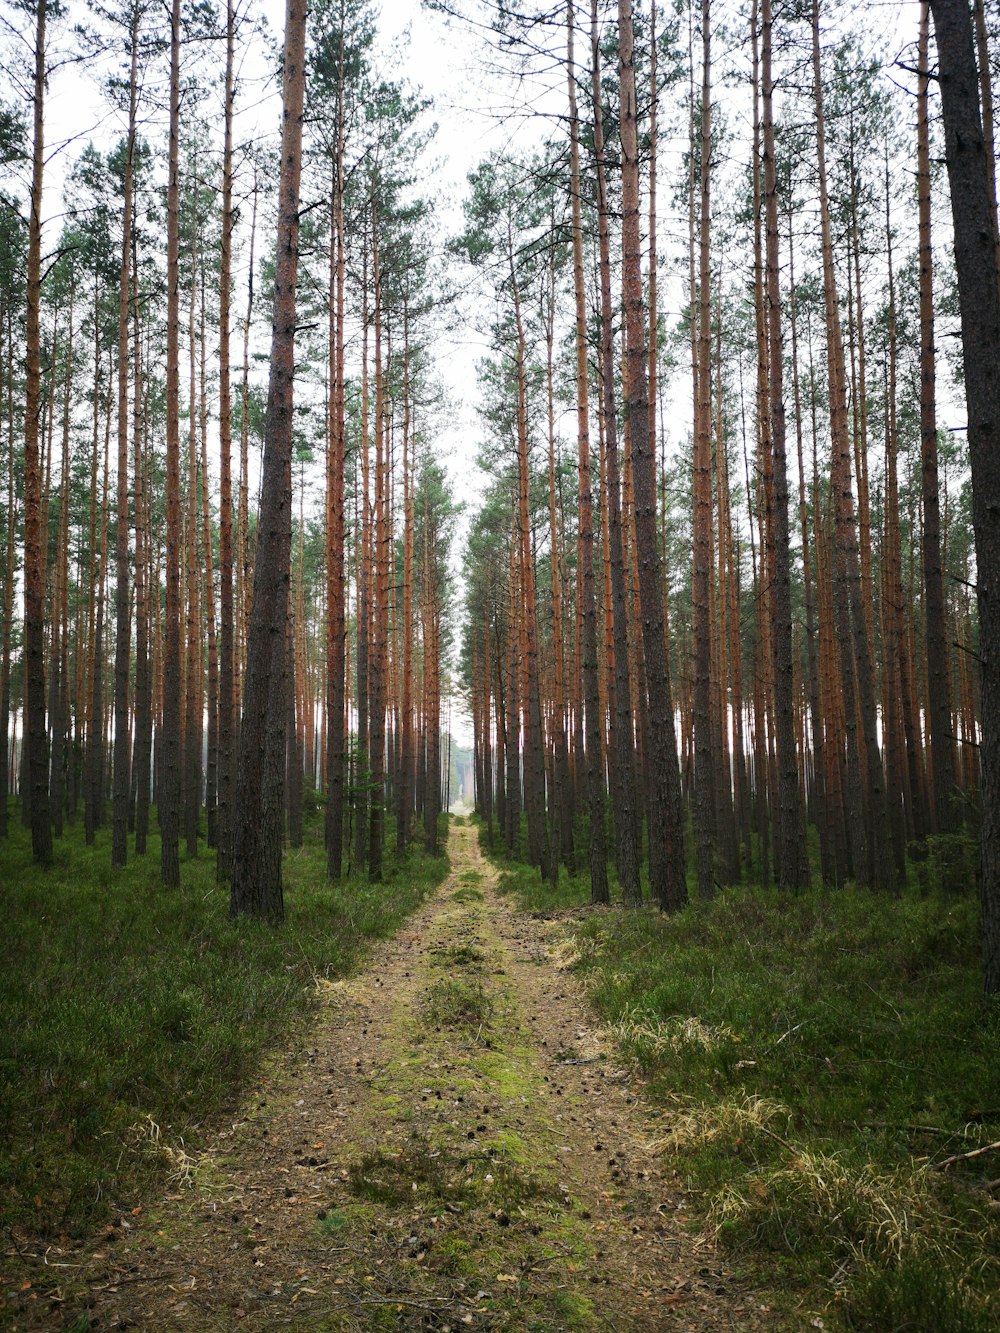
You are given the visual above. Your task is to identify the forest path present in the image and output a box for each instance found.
[69,823,766,1331]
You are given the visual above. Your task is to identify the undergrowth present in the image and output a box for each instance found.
[492,830,1000,1331]
[0,808,448,1246]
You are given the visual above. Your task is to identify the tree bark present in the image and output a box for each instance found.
[216,0,236,878]
[230,0,307,921]
[591,0,639,903]
[918,2,956,835]
[929,0,1000,994]
[618,0,685,910]
[762,0,802,888]
[112,10,139,868]
[161,0,183,886]
[325,65,347,877]
[568,0,606,901]
[691,0,716,900]
[24,0,52,864]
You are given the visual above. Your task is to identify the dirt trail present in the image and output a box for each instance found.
[43,825,768,1331]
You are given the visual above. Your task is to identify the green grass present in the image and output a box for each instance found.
[0,807,448,1244]
[423,975,493,1029]
[494,849,1000,1330]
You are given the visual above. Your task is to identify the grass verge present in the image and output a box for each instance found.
[0,809,448,1250]
[494,844,1000,1331]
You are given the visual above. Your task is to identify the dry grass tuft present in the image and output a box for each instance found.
[710,1146,938,1265]
[612,1008,739,1060]
[648,1092,788,1154]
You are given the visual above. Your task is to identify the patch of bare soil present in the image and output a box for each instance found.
[14,826,772,1331]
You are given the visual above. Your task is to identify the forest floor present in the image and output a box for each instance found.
[18,821,770,1332]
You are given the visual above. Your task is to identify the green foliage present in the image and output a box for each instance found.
[495,850,1000,1328]
[0,810,448,1241]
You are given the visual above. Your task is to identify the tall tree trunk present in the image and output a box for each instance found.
[216,0,236,878]
[544,239,574,874]
[199,263,219,850]
[396,305,414,855]
[354,240,371,872]
[592,0,640,903]
[161,0,183,885]
[325,65,347,877]
[762,0,802,887]
[112,11,138,868]
[812,0,892,892]
[618,0,685,909]
[368,196,387,882]
[24,0,52,863]
[132,261,151,854]
[691,0,716,900]
[230,0,307,921]
[510,242,550,881]
[1,329,16,840]
[568,0,605,901]
[184,231,202,858]
[50,282,74,839]
[929,0,1000,993]
[918,2,956,835]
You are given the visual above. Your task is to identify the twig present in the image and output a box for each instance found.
[762,1021,803,1055]
[863,1122,960,1138]
[862,982,903,1023]
[935,1139,1000,1170]
[758,1125,797,1154]
[359,1296,460,1313]
[87,1272,180,1289]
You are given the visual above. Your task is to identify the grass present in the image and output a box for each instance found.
[0,806,448,1247]
[423,975,494,1030]
[492,835,1000,1331]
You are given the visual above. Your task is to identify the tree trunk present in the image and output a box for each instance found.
[23,0,52,864]
[918,2,956,835]
[326,69,347,877]
[112,12,138,868]
[762,0,802,887]
[161,0,183,886]
[216,0,236,878]
[929,0,1000,993]
[618,0,685,910]
[230,0,307,921]
[591,0,640,903]
[691,0,716,900]
[1,331,16,840]
[568,0,605,901]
